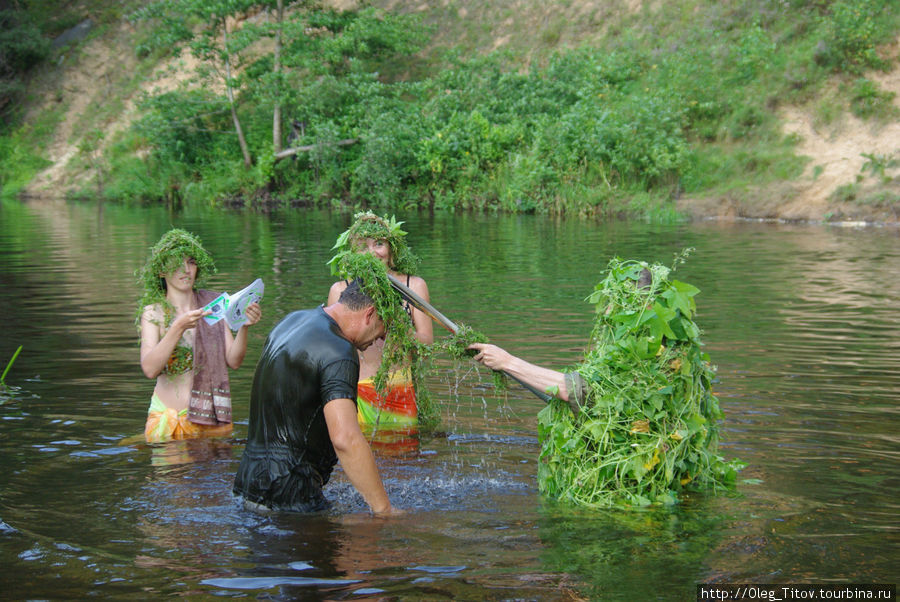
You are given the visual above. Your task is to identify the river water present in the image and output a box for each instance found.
[0,198,897,600]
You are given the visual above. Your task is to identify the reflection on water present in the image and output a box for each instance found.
[0,198,898,598]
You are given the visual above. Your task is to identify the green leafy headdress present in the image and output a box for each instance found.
[328,211,419,277]
[136,228,216,318]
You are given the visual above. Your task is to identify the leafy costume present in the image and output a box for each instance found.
[538,253,744,507]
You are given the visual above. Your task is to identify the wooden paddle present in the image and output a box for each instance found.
[386,274,552,403]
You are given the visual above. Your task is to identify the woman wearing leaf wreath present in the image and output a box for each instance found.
[137,229,261,442]
[327,212,433,428]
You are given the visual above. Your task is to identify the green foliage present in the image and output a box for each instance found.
[1,345,23,386]
[54,0,900,212]
[860,151,898,181]
[0,9,52,123]
[849,78,898,120]
[831,181,860,202]
[821,0,892,73]
[536,252,744,508]
[732,21,777,85]
[431,324,508,392]
[0,113,58,199]
[136,90,233,168]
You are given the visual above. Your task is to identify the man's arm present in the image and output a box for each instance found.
[468,343,572,402]
[323,397,398,516]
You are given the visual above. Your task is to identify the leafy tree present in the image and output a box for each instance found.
[132,0,423,175]
[0,8,51,124]
[133,0,283,167]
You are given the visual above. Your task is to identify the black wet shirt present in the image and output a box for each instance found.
[233,307,359,511]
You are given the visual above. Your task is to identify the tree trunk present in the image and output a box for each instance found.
[222,19,253,167]
[272,0,284,154]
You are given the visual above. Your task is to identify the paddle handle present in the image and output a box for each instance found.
[386,274,460,334]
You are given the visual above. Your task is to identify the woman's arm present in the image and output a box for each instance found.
[139,305,209,378]
[407,276,434,345]
[224,302,261,370]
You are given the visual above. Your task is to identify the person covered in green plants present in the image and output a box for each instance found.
[327,212,433,432]
[137,228,261,443]
[470,255,743,508]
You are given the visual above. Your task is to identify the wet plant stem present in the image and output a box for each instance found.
[1,345,23,385]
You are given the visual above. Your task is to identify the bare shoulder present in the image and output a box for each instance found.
[141,303,164,324]
[328,280,349,304]
[407,275,430,298]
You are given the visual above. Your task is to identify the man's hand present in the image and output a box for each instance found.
[373,504,406,517]
[467,343,512,372]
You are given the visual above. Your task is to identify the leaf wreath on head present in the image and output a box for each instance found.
[328,211,420,277]
[135,228,216,325]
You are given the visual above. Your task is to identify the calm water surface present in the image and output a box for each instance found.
[0,199,897,600]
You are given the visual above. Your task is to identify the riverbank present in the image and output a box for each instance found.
[6,0,900,223]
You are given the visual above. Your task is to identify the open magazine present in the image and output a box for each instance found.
[202,278,264,331]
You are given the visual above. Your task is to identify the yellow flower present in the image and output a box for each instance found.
[630,419,650,434]
[643,448,661,471]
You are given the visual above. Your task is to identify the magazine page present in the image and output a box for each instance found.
[224,278,264,330]
[201,292,230,326]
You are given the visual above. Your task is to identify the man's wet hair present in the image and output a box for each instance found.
[338,279,376,311]
[637,268,653,289]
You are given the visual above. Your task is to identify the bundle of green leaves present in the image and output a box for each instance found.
[135,228,216,324]
[328,211,419,276]
[433,323,508,393]
[537,252,743,507]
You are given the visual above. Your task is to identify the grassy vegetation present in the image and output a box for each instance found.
[1,0,898,217]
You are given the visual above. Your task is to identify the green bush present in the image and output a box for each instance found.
[849,78,898,120]
[823,0,891,73]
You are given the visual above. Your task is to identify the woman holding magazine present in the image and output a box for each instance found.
[136,228,261,443]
